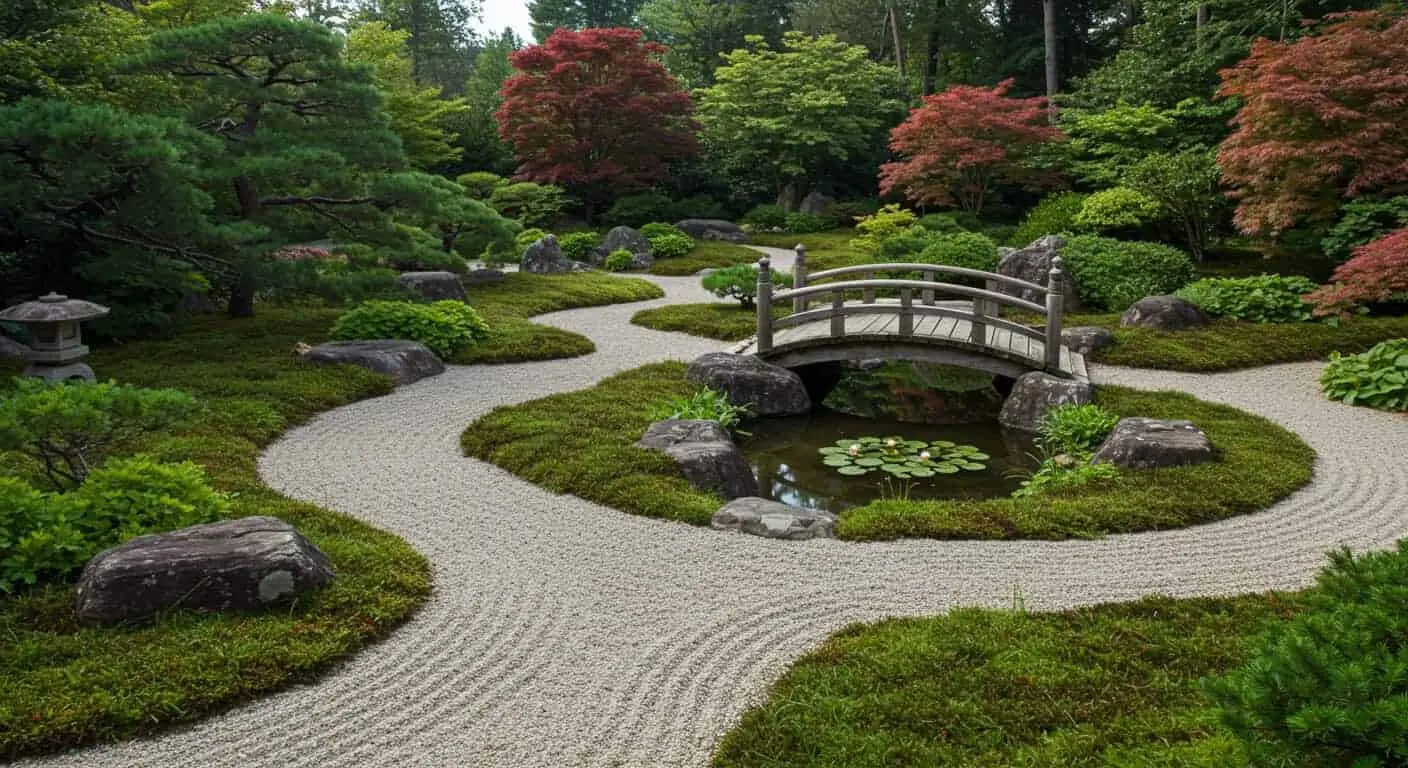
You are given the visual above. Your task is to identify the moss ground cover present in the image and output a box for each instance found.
[632,303,783,341]
[649,241,763,276]
[713,592,1306,767]
[461,364,1313,540]
[0,274,661,759]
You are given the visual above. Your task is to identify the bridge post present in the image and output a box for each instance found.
[792,244,808,314]
[830,292,845,337]
[1045,257,1065,368]
[970,281,989,344]
[756,257,773,354]
[899,288,913,335]
[922,269,936,306]
[862,270,876,304]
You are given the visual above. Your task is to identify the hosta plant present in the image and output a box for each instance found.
[1175,274,1319,323]
[1319,338,1408,411]
[819,436,988,479]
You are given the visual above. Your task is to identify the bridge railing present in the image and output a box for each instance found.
[755,244,1068,368]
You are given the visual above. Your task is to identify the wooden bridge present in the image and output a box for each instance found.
[733,245,1087,382]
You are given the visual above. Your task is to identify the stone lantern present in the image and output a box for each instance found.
[0,293,110,382]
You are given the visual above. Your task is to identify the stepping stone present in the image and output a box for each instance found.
[712,497,836,540]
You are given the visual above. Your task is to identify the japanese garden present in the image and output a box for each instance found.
[1,0,1407,765]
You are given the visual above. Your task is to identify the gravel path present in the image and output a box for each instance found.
[28,246,1408,767]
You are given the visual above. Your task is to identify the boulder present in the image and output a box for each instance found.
[637,419,758,499]
[463,268,507,286]
[685,352,811,417]
[1061,326,1115,355]
[1091,417,1217,469]
[300,340,444,386]
[675,218,748,243]
[75,516,334,625]
[1120,295,1211,331]
[798,191,834,216]
[712,497,836,540]
[998,371,1094,432]
[396,270,468,302]
[997,235,1080,310]
[178,291,219,315]
[521,235,588,274]
[0,334,30,360]
[630,251,654,270]
[599,226,651,259]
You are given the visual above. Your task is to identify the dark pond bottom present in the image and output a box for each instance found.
[741,409,1038,513]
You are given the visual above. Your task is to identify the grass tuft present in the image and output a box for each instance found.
[649,242,765,276]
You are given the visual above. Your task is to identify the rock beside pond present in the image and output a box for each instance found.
[712,497,836,540]
[997,235,1081,310]
[396,270,467,302]
[75,516,334,625]
[1092,418,1217,469]
[1061,326,1115,355]
[675,218,748,243]
[686,353,811,417]
[1120,296,1210,331]
[998,371,1094,432]
[638,419,758,499]
[300,340,444,386]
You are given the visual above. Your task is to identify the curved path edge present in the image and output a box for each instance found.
[25,246,1408,767]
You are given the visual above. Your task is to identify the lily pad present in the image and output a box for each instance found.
[837,465,868,476]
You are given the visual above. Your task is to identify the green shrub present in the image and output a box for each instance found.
[982,223,1018,246]
[1175,275,1319,323]
[819,198,878,228]
[701,264,794,307]
[1073,187,1163,233]
[488,182,566,227]
[330,300,491,358]
[1321,195,1408,261]
[604,248,634,272]
[784,212,829,233]
[514,228,548,249]
[1062,235,1197,310]
[607,192,677,228]
[557,231,602,262]
[456,171,507,200]
[742,204,788,230]
[648,232,694,259]
[1009,192,1087,247]
[1012,458,1119,498]
[0,379,199,490]
[916,213,965,233]
[316,266,409,305]
[673,194,730,220]
[1,458,228,592]
[1205,542,1408,766]
[1039,404,1120,456]
[852,204,919,255]
[875,226,939,261]
[1319,338,1408,411]
[639,222,684,240]
[649,387,752,434]
[915,232,1000,272]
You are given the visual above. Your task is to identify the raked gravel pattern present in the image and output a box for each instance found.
[26,247,1408,767]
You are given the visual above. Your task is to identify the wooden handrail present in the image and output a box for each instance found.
[772,279,1046,315]
[774,301,1046,343]
[806,262,1049,296]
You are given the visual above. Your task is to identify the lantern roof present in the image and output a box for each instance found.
[0,293,110,323]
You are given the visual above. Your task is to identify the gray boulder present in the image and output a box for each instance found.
[1092,418,1217,469]
[997,235,1081,310]
[1061,326,1115,355]
[685,353,811,417]
[675,218,748,243]
[712,497,836,540]
[75,516,334,625]
[178,292,219,315]
[630,251,654,270]
[463,268,507,286]
[396,270,467,302]
[521,235,588,274]
[637,419,758,499]
[0,335,30,360]
[798,191,834,216]
[597,226,652,263]
[998,371,1094,432]
[1120,295,1210,331]
[300,340,444,386]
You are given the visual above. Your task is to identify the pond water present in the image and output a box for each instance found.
[741,409,1037,512]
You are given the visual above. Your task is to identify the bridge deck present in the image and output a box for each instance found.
[734,306,1087,380]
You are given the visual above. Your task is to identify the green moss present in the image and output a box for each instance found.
[750,230,869,271]
[649,241,763,276]
[459,365,1314,541]
[713,593,1307,767]
[631,302,783,341]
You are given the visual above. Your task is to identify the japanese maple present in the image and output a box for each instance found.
[878,80,1063,215]
[1217,11,1408,235]
[1307,228,1408,316]
[496,27,698,221]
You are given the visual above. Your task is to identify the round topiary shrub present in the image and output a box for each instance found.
[604,248,634,272]
[1205,541,1408,767]
[1175,274,1319,323]
[784,212,829,233]
[1073,187,1163,234]
[1319,338,1408,411]
[556,231,602,262]
[1061,235,1197,310]
[875,226,939,261]
[514,228,548,249]
[639,222,684,240]
[607,192,677,228]
[330,300,490,358]
[742,204,788,231]
[916,213,965,233]
[648,232,693,259]
[1009,191,1087,247]
[915,232,999,272]
[702,264,794,307]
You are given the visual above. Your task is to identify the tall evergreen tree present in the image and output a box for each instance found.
[345,20,467,169]
[526,0,643,42]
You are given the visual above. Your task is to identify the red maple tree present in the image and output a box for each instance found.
[1218,11,1408,235]
[495,27,698,221]
[878,80,1062,214]
[1307,227,1408,316]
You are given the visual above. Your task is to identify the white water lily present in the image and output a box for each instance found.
[885,438,897,448]
[919,451,931,461]
[848,444,861,456]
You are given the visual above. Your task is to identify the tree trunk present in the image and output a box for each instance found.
[229,102,263,319]
[922,1,942,96]
[888,4,905,86]
[776,183,801,212]
[1195,3,1209,52]
[1043,0,1058,121]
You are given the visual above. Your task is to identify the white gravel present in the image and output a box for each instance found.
[22,246,1408,767]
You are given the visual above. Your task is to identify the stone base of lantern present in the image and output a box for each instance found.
[24,362,96,383]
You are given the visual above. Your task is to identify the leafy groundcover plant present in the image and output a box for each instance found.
[330,300,490,358]
[1176,274,1319,323]
[1319,338,1408,411]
